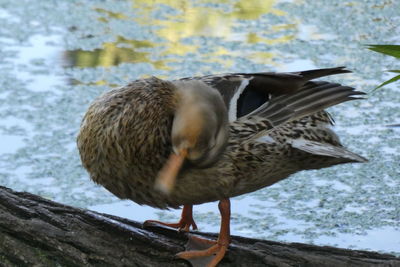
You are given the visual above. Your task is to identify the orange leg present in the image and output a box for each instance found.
[144,204,198,232]
[177,199,231,267]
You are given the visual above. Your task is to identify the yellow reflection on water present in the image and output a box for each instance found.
[94,8,130,21]
[247,31,295,45]
[65,36,170,70]
[248,51,274,65]
[66,0,295,69]
[132,0,294,65]
[231,0,281,19]
[134,0,284,41]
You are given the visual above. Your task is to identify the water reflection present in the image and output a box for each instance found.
[64,36,168,69]
[64,0,295,69]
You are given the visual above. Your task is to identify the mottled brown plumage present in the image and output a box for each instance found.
[78,67,365,208]
[77,67,367,267]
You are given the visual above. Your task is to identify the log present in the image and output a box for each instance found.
[0,185,399,267]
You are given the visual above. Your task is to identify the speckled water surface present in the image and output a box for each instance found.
[0,0,399,255]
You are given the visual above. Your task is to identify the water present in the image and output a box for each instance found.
[0,0,399,255]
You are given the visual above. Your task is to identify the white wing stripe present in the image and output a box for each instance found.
[228,78,251,122]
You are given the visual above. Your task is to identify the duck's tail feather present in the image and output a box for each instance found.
[290,138,368,163]
[294,66,351,81]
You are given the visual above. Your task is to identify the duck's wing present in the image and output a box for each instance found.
[180,67,351,121]
[247,81,365,127]
[230,80,367,162]
[242,81,365,139]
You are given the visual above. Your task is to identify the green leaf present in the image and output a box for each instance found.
[367,45,400,59]
[374,74,400,90]
[387,70,400,73]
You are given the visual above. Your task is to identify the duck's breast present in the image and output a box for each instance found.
[77,78,178,207]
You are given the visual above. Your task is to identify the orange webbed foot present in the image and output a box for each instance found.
[177,234,229,267]
[143,204,197,232]
[176,199,231,267]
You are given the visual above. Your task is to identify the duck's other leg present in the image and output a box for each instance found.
[144,204,198,232]
[177,198,231,267]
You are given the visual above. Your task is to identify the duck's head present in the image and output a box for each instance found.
[155,80,229,195]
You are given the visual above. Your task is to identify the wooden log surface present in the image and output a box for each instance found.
[0,186,399,267]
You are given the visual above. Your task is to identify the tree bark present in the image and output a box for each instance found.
[0,186,399,267]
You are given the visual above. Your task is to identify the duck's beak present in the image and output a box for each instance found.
[155,148,187,195]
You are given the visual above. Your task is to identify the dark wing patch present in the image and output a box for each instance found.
[236,87,270,117]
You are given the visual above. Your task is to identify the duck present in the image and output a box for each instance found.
[77,67,367,267]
